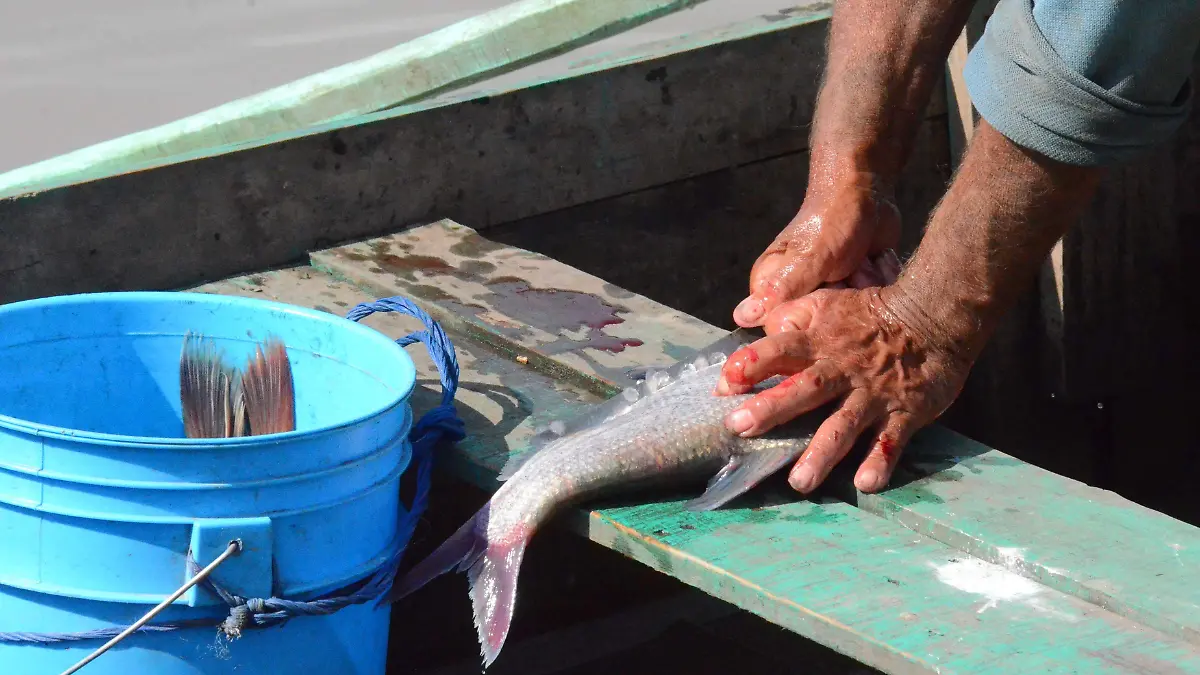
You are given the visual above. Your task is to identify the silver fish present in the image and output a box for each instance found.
[384,331,821,667]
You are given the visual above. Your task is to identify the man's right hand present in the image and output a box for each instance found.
[733,176,902,327]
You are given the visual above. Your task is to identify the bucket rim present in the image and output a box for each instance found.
[0,290,418,446]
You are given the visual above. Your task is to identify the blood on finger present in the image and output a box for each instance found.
[724,347,760,386]
[877,436,898,461]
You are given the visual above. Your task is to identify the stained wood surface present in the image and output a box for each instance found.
[309,219,719,395]
[0,0,713,196]
[1,5,856,306]
[194,218,1200,674]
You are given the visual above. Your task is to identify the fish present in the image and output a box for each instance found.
[179,332,296,438]
[383,330,824,668]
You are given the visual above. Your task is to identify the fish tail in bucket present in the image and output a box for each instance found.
[384,505,527,668]
[179,332,296,438]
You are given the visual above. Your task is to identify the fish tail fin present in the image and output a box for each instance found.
[240,335,296,436]
[384,510,487,605]
[179,332,239,439]
[384,503,528,668]
[468,535,528,668]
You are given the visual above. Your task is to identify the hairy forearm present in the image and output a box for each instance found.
[809,0,976,190]
[881,120,1104,362]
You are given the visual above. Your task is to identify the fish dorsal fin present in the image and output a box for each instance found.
[623,328,761,385]
[685,441,807,512]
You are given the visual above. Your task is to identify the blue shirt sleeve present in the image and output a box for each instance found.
[962,0,1200,166]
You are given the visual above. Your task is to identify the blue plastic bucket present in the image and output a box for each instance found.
[0,291,417,674]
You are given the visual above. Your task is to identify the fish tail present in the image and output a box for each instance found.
[383,504,528,668]
[467,534,528,668]
[240,335,295,436]
[384,509,487,605]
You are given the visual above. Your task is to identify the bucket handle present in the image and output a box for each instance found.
[345,297,466,542]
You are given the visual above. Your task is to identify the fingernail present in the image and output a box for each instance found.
[714,377,730,396]
[733,296,764,325]
[727,409,753,434]
[856,469,881,493]
[789,465,816,493]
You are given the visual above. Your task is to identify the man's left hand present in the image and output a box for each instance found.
[715,286,971,494]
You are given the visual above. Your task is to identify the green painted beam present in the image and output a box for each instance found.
[297,220,1200,673]
[855,426,1200,646]
[0,0,709,196]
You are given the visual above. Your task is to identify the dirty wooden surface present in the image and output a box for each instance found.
[197,218,1200,674]
[309,219,718,395]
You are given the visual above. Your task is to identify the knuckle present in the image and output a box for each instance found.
[835,407,863,430]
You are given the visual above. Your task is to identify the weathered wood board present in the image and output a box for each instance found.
[188,219,1200,673]
[1,5,906,308]
[309,219,719,395]
[0,0,714,196]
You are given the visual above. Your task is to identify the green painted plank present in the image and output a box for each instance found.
[0,4,835,201]
[421,1,844,108]
[298,221,1200,673]
[0,0,709,197]
[576,498,1200,675]
[855,425,1200,646]
[312,221,1200,650]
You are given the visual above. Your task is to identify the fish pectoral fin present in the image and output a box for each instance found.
[685,444,804,512]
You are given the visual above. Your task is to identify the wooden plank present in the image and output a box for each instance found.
[854,425,1200,646]
[0,0,712,196]
[944,32,973,163]
[309,219,720,395]
[943,0,996,164]
[296,219,1200,673]
[0,5,848,306]
[1055,85,1200,523]
[307,215,1200,639]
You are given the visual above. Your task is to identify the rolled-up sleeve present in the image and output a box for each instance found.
[963,0,1200,166]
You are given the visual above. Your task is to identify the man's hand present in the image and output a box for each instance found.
[728,0,978,328]
[717,286,971,494]
[719,121,1105,497]
[733,178,902,327]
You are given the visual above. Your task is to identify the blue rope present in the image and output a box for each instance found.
[0,296,465,646]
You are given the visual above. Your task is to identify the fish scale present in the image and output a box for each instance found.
[384,336,818,668]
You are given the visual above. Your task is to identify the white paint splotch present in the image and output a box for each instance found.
[933,557,1079,622]
[935,557,1041,613]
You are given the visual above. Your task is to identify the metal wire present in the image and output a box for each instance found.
[58,539,243,675]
